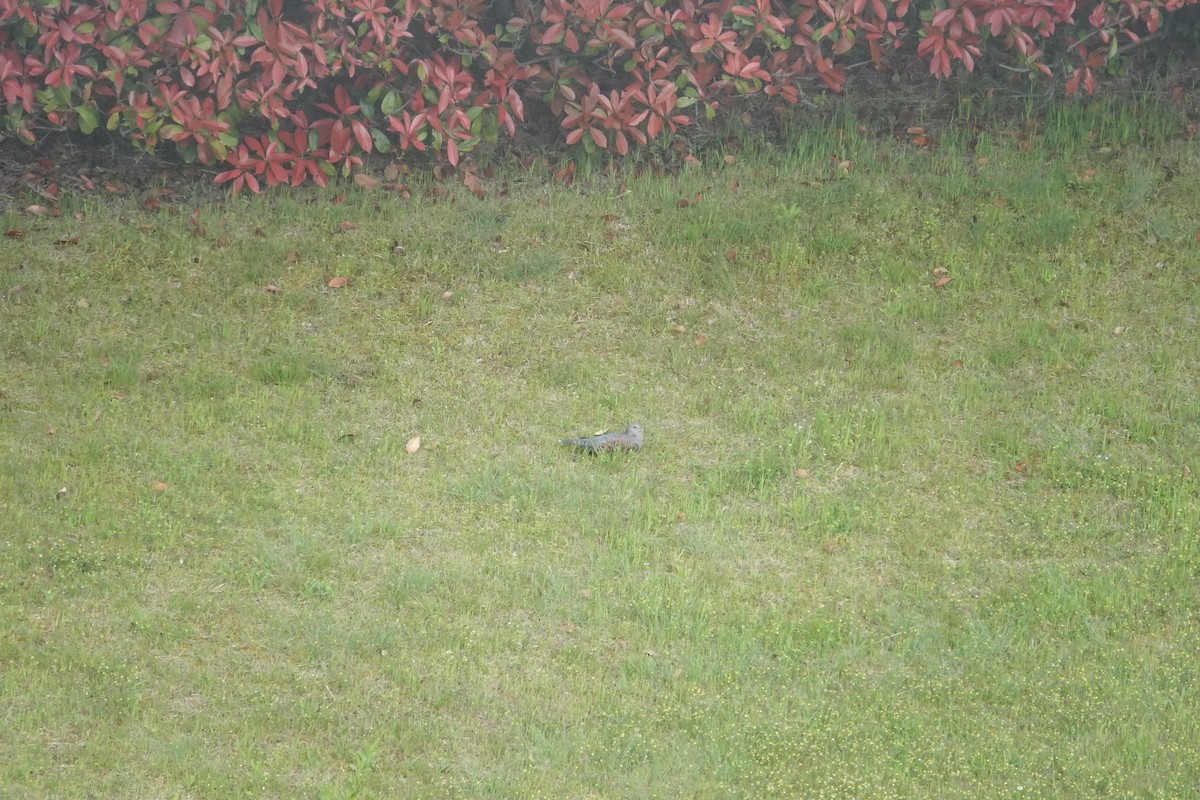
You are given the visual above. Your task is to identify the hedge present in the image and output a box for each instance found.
[1,0,1192,192]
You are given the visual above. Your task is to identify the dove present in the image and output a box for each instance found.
[560,422,644,453]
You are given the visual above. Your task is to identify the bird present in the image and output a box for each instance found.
[560,422,643,453]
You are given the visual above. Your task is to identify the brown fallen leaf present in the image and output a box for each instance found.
[794,468,810,479]
[153,481,168,491]
[671,324,687,334]
[265,284,282,294]
[26,204,49,216]
[338,221,357,231]
[694,333,708,345]
[3,228,24,238]
[405,435,421,454]
[932,266,949,276]
[934,276,954,288]
[327,276,348,289]
[353,173,380,190]
[953,359,964,369]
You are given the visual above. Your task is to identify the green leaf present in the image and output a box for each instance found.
[106,111,120,132]
[380,90,400,116]
[76,105,97,134]
[477,112,499,143]
[370,127,392,153]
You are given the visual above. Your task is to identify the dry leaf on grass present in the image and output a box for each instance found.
[405,436,421,454]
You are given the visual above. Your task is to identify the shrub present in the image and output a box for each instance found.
[0,0,1194,192]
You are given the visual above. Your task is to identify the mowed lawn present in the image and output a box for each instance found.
[2,111,1199,798]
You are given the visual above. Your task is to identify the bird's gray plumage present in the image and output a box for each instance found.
[561,422,643,453]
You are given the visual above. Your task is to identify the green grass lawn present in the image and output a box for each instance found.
[2,107,1199,798]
